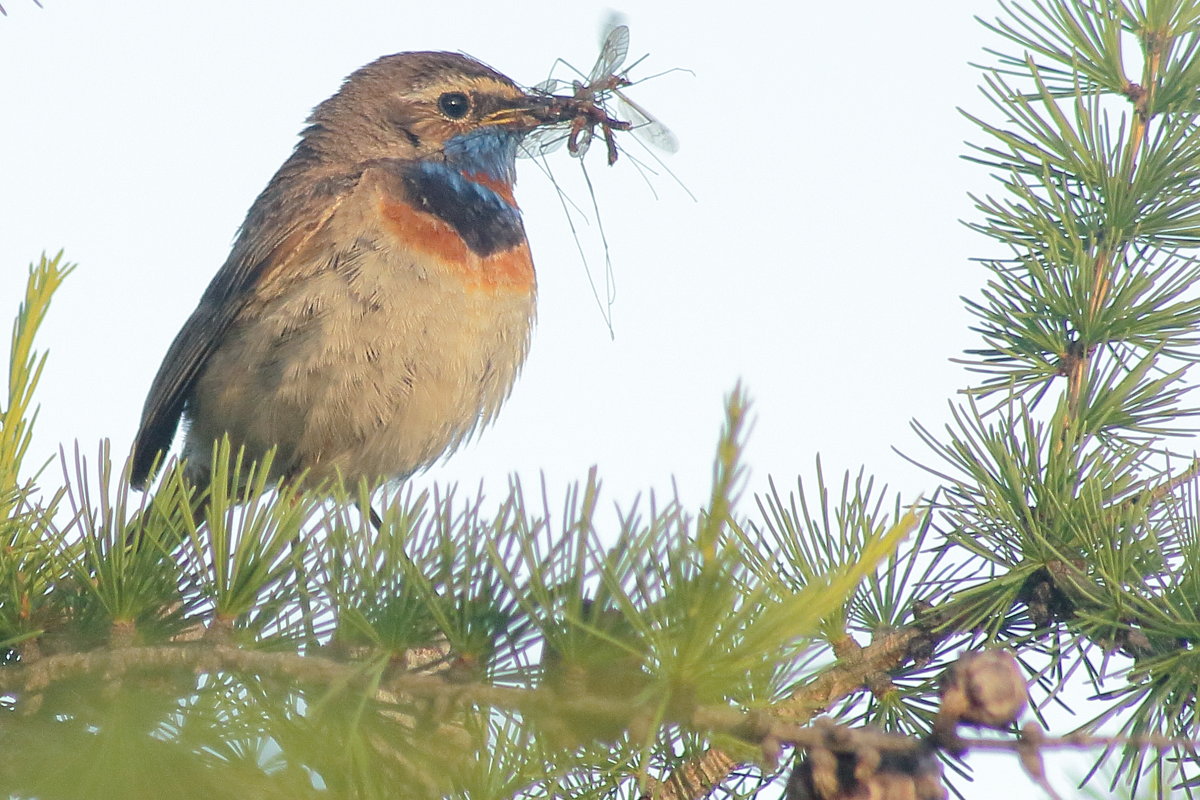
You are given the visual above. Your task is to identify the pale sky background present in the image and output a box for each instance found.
[0,0,1105,795]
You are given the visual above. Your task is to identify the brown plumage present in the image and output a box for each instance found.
[132,52,564,492]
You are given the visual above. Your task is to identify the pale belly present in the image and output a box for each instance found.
[182,238,536,489]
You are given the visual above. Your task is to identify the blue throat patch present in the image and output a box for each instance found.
[443,127,521,184]
[401,128,526,257]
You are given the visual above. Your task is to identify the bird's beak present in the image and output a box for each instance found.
[481,94,571,132]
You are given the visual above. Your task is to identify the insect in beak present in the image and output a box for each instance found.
[483,94,633,157]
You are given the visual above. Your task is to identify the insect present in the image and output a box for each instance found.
[529,24,678,166]
[523,23,687,335]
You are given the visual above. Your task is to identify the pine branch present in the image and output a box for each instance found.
[2,640,1190,768]
[645,603,966,800]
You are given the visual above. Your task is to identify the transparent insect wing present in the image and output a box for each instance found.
[533,77,565,95]
[615,92,679,153]
[519,78,570,158]
[520,129,569,157]
[590,24,630,85]
[574,124,594,158]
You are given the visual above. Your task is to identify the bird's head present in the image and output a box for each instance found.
[300,51,559,184]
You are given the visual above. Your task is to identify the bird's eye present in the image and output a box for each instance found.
[437,92,471,120]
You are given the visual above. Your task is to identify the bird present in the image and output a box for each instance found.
[130,51,567,495]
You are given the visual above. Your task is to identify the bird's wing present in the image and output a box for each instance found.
[130,168,362,487]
